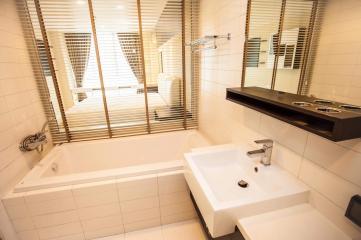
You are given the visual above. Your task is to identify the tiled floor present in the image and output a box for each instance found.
[95,220,207,240]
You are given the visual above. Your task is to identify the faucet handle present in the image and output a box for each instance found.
[254,139,273,147]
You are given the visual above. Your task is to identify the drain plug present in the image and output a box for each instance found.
[238,180,248,188]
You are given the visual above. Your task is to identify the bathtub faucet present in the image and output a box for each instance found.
[19,120,51,153]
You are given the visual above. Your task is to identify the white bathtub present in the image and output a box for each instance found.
[3,131,211,239]
[15,130,210,193]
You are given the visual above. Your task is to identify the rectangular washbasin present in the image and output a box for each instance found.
[184,145,309,238]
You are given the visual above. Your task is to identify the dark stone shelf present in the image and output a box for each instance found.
[226,87,361,142]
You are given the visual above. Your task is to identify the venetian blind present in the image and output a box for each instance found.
[18,0,199,143]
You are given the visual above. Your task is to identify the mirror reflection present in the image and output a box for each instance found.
[243,0,315,94]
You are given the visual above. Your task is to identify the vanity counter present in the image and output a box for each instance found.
[237,204,352,240]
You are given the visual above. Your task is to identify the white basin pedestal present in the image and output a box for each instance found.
[184,145,309,238]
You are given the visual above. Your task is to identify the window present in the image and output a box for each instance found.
[21,0,199,142]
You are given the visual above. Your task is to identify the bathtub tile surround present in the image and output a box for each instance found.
[120,197,159,214]
[2,171,197,240]
[34,210,79,229]
[117,176,158,202]
[198,0,361,238]
[93,219,207,240]
[74,181,118,208]
[82,215,124,240]
[1,130,207,239]
[78,203,121,221]
[38,222,83,240]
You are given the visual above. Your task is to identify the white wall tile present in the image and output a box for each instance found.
[83,225,124,240]
[0,154,31,197]
[259,114,308,156]
[3,171,196,240]
[120,196,159,213]
[299,159,361,210]
[158,172,188,194]
[162,219,206,240]
[124,226,162,240]
[25,187,73,204]
[81,215,123,232]
[0,1,51,239]
[47,234,84,240]
[117,175,158,202]
[0,144,21,172]
[159,191,191,206]
[0,201,19,240]
[27,197,76,216]
[5,203,30,220]
[123,218,161,233]
[74,190,118,208]
[12,217,35,232]
[18,230,39,240]
[122,208,160,224]
[161,211,197,225]
[72,181,117,197]
[72,179,118,210]
[38,222,83,240]
[0,97,9,114]
[34,210,79,228]
[271,143,303,177]
[160,201,195,217]
[308,190,361,239]
[338,138,361,155]
[77,203,121,221]
[2,192,25,207]
[304,134,361,187]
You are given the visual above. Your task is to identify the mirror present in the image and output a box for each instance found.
[242,0,315,94]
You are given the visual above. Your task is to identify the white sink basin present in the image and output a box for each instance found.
[184,145,309,238]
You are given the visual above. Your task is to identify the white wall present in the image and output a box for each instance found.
[309,0,361,106]
[245,68,301,94]
[198,0,361,238]
[0,0,51,239]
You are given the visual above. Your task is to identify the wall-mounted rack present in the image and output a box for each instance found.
[187,33,231,52]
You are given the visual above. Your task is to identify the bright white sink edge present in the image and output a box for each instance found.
[184,144,309,238]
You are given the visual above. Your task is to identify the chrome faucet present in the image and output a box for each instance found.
[247,139,273,166]
[19,120,50,153]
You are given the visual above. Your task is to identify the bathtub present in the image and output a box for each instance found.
[2,130,211,240]
[16,130,210,193]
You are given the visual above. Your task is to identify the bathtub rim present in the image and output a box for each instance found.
[14,160,183,193]
[14,130,209,193]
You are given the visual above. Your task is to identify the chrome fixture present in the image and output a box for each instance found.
[19,120,50,153]
[247,139,273,166]
[187,34,231,46]
[313,99,333,105]
[187,33,231,52]
[316,107,341,114]
[292,101,313,107]
[340,104,361,111]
